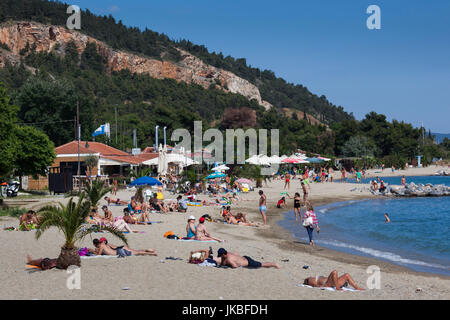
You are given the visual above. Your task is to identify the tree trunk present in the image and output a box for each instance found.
[56,245,81,269]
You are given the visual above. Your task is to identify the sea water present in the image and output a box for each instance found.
[278,176,450,276]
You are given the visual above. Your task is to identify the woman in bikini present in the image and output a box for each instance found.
[284,172,291,190]
[288,192,302,222]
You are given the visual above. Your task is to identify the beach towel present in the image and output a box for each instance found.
[178,239,219,243]
[298,284,361,292]
[80,255,118,259]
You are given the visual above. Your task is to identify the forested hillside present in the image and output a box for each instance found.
[0,0,447,167]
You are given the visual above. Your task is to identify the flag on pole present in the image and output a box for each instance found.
[92,123,110,138]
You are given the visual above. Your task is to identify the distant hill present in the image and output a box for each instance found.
[0,0,353,125]
[432,133,450,144]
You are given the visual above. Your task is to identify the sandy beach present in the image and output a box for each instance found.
[0,166,449,300]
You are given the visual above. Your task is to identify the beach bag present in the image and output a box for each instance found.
[303,212,313,227]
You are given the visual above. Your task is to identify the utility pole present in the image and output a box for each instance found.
[115,104,118,145]
[77,101,81,194]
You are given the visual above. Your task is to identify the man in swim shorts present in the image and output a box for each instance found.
[258,190,267,226]
[217,248,280,269]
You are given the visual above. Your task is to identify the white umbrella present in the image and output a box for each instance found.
[258,155,272,166]
[212,164,230,171]
[245,154,260,165]
[268,155,281,164]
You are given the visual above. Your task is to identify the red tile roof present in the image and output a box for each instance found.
[55,141,158,165]
[55,141,129,156]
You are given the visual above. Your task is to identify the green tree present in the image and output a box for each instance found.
[0,82,18,178]
[36,194,127,269]
[342,135,377,158]
[14,125,55,182]
[82,179,112,209]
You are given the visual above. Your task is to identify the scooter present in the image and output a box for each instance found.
[4,181,20,197]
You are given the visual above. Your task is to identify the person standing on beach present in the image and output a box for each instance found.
[258,190,267,226]
[284,172,291,190]
[328,167,334,183]
[303,202,319,246]
[341,168,347,183]
[112,179,118,195]
[288,192,302,222]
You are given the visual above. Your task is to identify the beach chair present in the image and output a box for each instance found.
[144,189,153,202]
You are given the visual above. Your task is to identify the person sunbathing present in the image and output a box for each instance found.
[19,210,39,231]
[85,209,104,225]
[225,214,258,227]
[195,217,222,242]
[113,217,139,233]
[188,248,220,264]
[101,205,114,225]
[104,196,128,205]
[26,255,58,270]
[217,248,280,269]
[186,215,197,239]
[94,238,157,256]
[303,270,364,291]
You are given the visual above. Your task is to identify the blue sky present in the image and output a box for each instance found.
[69,0,450,133]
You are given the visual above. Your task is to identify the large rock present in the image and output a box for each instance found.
[0,21,273,110]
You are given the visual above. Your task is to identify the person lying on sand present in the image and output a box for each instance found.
[224,212,259,227]
[19,210,39,231]
[216,248,280,269]
[195,217,222,242]
[222,206,249,223]
[113,217,139,233]
[26,255,58,270]
[104,196,128,205]
[92,238,157,256]
[303,270,364,291]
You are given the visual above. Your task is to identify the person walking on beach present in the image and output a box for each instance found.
[288,192,302,222]
[258,190,267,225]
[284,172,291,190]
[303,201,319,246]
[300,179,309,203]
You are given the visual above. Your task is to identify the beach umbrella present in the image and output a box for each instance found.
[235,178,253,184]
[317,156,331,161]
[245,155,260,165]
[268,155,282,164]
[205,172,226,179]
[282,157,309,164]
[306,157,324,163]
[212,164,230,171]
[129,176,162,187]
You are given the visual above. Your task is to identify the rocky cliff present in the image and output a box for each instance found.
[0,21,272,109]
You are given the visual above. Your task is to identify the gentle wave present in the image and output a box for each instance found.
[319,239,450,270]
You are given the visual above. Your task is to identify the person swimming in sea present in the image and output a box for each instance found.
[384,213,391,223]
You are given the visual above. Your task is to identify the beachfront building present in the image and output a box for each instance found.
[26,141,158,192]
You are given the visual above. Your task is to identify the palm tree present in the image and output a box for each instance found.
[83,178,111,210]
[36,194,127,269]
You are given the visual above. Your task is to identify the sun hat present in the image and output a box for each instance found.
[188,215,196,221]
[199,217,205,223]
